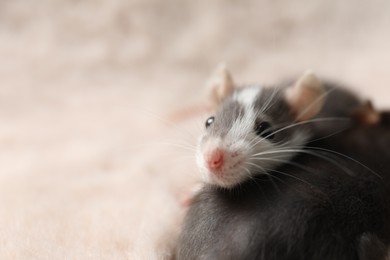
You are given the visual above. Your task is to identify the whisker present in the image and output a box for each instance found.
[295,87,337,121]
[245,156,322,193]
[303,146,382,179]
[245,161,267,174]
[251,146,304,157]
[262,166,329,199]
[261,87,280,114]
[247,135,287,150]
[267,168,313,187]
[242,166,252,178]
[251,156,313,173]
[261,117,350,140]
[246,117,350,151]
[251,148,355,176]
[306,127,349,143]
[244,161,282,194]
[272,145,382,179]
[263,172,289,187]
[265,173,282,194]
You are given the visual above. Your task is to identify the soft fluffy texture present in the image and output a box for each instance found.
[0,0,389,259]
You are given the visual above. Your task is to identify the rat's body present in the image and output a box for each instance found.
[176,69,387,259]
[177,112,390,260]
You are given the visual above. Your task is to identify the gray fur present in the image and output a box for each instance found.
[207,99,245,138]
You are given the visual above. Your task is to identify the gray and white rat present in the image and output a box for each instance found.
[177,67,390,259]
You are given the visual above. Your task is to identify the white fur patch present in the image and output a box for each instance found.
[233,86,262,109]
[229,86,262,140]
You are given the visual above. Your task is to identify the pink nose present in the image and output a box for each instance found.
[205,149,224,171]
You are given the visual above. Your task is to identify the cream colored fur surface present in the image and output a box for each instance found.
[0,1,389,259]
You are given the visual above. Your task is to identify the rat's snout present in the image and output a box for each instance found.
[205,148,225,171]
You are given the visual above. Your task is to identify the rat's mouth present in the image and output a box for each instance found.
[207,159,249,188]
[207,157,244,175]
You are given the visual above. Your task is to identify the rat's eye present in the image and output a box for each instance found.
[205,116,215,128]
[254,121,275,139]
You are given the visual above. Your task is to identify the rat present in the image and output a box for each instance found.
[196,66,375,188]
[176,110,390,260]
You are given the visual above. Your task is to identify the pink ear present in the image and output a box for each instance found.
[353,100,380,125]
[207,64,235,108]
[285,71,325,121]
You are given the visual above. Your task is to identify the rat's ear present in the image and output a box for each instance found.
[207,64,235,108]
[353,100,380,125]
[285,71,325,121]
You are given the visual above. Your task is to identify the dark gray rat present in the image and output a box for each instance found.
[177,110,390,260]
[176,68,388,259]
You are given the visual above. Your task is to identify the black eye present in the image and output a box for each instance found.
[205,116,215,128]
[254,121,275,139]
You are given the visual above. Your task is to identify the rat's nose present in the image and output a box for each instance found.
[205,148,224,171]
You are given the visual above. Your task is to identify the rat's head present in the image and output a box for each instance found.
[196,67,326,188]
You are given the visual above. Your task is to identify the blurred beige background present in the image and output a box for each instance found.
[0,0,389,259]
